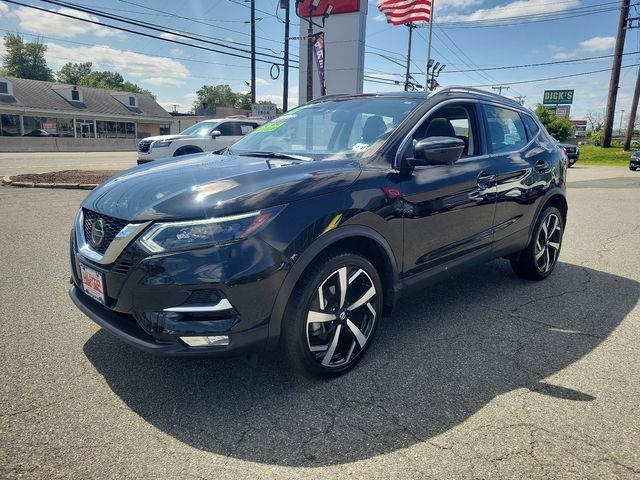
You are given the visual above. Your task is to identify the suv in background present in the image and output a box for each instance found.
[554,138,579,167]
[70,88,567,377]
[137,117,264,164]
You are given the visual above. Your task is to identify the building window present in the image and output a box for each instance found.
[71,89,80,101]
[0,114,21,136]
[159,124,171,135]
[0,82,8,95]
[95,120,136,138]
[128,96,136,107]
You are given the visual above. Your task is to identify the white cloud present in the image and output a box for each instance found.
[159,32,180,41]
[170,48,184,56]
[255,77,269,86]
[44,43,190,86]
[0,1,9,15]
[374,13,386,22]
[439,0,579,23]
[552,51,577,60]
[14,6,123,38]
[579,36,616,52]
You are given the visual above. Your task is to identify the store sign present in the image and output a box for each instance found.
[252,104,277,120]
[555,105,571,118]
[543,90,574,105]
[297,0,360,17]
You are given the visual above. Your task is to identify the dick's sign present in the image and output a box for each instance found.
[543,90,574,105]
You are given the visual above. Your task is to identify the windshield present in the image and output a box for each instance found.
[179,122,219,137]
[230,97,423,160]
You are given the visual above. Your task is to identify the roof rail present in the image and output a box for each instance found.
[432,86,526,110]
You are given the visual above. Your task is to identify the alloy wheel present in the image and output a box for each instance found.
[306,266,378,368]
[535,213,562,273]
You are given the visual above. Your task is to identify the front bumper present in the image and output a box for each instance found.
[70,286,269,356]
[630,157,640,167]
[70,228,290,357]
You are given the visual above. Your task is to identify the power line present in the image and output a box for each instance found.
[4,0,292,66]
[467,62,640,87]
[37,0,293,63]
[446,50,640,73]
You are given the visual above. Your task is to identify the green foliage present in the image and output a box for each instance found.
[194,84,265,111]
[1,33,53,81]
[57,62,93,84]
[56,62,156,98]
[580,144,630,166]
[591,131,602,146]
[534,104,574,141]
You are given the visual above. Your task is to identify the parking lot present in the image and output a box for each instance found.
[0,165,638,479]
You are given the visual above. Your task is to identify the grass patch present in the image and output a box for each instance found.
[578,145,632,166]
[10,169,120,184]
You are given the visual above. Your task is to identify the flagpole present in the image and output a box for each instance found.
[426,0,434,91]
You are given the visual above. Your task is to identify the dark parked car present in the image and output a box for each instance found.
[554,139,579,166]
[69,88,568,377]
[631,150,640,171]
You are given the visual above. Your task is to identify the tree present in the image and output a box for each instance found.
[0,33,53,81]
[194,84,238,111]
[56,63,155,98]
[585,111,604,132]
[57,62,93,84]
[236,92,252,110]
[534,104,574,141]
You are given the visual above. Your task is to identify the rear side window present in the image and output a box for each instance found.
[522,114,540,140]
[483,105,528,153]
[217,122,242,136]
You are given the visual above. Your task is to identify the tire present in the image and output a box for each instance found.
[281,250,383,378]
[510,206,564,281]
[631,166,638,171]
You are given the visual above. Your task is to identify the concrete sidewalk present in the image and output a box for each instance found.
[0,151,137,176]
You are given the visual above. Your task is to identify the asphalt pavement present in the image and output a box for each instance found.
[0,165,639,479]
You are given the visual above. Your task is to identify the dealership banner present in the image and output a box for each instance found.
[312,32,326,96]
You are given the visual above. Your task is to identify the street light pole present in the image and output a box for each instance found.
[307,8,313,102]
[404,24,414,92]
[282,0,290,112]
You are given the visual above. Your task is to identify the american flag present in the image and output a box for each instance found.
[377,0,432,26]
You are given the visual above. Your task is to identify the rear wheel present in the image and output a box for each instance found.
[281,251,383,378]
[511,206,564,280]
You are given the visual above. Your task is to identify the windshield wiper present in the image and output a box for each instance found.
[237,151,313,162]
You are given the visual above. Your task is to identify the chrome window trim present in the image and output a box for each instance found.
[75,209,151,265]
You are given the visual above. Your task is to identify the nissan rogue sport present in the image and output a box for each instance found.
[69,88,568,377]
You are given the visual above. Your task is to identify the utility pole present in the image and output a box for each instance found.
[492,85,509,95]
[306,8,313,102]
[250,0,256,105]
[620,110,625,135]
[514,95,526,105]
[624,66,640,150]
[404,24,415,92]
[282,0,290,112]
[602,0,631,147]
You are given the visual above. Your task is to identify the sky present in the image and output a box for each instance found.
[0,0,638,123]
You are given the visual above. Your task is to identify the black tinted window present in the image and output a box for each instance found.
[522,114,540,140]
[484,105,528,153]
[217,122,242,136]
[0,82,8,94]
[413,104,478,157]
[71,90,80,101]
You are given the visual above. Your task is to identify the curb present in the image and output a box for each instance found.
[1,176,96,190]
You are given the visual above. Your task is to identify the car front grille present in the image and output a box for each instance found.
[564,146,576,153]
[138,140,152,153]
[82,209,128,255]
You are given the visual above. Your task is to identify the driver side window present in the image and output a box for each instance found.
[412,104,478,158]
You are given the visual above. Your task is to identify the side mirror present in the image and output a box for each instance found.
[211,130,222,138]
[409,136,464,166]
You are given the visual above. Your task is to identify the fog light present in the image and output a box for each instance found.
[180,335,230,347]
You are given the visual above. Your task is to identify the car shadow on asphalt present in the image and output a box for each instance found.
[83,260,639,467]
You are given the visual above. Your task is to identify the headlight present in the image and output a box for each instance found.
[153,140,172,148]
[137,205,285,253]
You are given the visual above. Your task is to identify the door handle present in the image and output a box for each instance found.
[477,171,496,187]
[535,160,549,173]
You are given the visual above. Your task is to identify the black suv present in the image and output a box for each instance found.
[69,88,568,377]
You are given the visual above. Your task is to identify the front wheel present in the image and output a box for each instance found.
[281,251,383,378]
[511,206,564,280]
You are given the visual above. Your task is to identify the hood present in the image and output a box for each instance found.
[141,134,190,142]
[82,153,360,221]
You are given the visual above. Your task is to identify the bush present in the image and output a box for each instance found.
[591,131,602,146]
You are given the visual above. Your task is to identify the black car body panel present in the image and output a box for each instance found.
[69,88,567,359]
[631,150,640,170]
